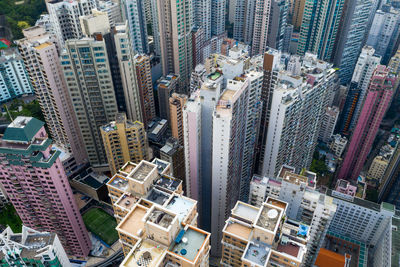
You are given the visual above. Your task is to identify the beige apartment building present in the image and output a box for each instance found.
[221,198,308,267]
[101,113,149,175]
[106,159,210,266]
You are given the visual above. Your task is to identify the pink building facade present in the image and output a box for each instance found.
[338,65,396,180]
[0,117,91,258]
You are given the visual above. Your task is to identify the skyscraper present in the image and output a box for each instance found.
[114,23,143,122]
[367,6,400,64]
[0,49,33,102]
[46,0,97,47]
[121,0,149,53]
[169,93,187,146]
[183,49,263,256]
[333,0,377,85]
[61,35,119,169]
[101,113,149,175]
[338,65,396,181]
[261,53,337,177]
[0,117,91,257]
[292,0,306,30]
[155,0,193,89]
[157,74,179,120]
[336,46,380,136]
[297,0,345,60]
[193,0,211,40]
[16,26,87,164]
[134,54,156,126]
[318,106,339,143]
[211,0,225,36]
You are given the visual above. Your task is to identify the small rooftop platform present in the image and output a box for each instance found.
[169,228,209,262]
[128,161,156,181]
[165,195,196,223]
[243,241,271,266]
[154,175,181,192]
[118,205,148,237]
[232,202,260,223]
[224,219,252,241]
[116,194,138,210]
[108,175,129,191]
[256,203,283,233]
[122,240,167,267]
[145,188,171,206]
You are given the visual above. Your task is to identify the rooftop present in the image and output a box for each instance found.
[118,205,148,237]
[169,228,208,262]
[120,162,137,174]
[256,203,283,233]
[122,240,166,267]
[108,175,129,191]
[232,202,260,223]
[243,241,271,266]
[276,236,303,259]
[116,194,138,210]
[3,117,44,143]
[129,161,155,181]
[154,175,181,193]
[147,208,176,229]
[145,188,171,206]
[224,219,252,240]
[165,195,196,223]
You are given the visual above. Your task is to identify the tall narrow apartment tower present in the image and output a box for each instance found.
[0,117,91,257]
[338,65,396,180]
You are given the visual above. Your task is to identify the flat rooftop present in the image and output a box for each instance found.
[121,162,137,174]
[224,219,252,241]
[119,205,148,237]
[154,176,181,192]
[123,240,166,267]
[116,194,138,210]
[165,195,195,223]
[283,172,308,186]
[151,158,169,174]
[169,228,208,262]
[232,202,260,223]
[108,175,129,191]
[129,161,155,181]
[276,236,303,259]
[256,204,283,233]
[145,188,171,206]
[266,198,287,210]
[243,241,271,266]
[147,208,176,229]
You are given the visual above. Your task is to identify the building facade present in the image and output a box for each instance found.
[333,0,377,85]
[338,65,396,181]
[61,36,119,168]
[0,49,33,102]
[0,117,91,257]
[169,93,187,146]
[318,106,339,143]
[16,26,87,165]
[101,113,149,175]
[297,0,345,60]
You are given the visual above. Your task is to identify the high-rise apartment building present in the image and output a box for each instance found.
[297,0,345,60]
[0,117,91,257]
[221,198,308,266]
[169,93,187,146]
[367,6,400,64]
[114,23,143,122]
[329,134,348,158]
[0,49,33,102]
[336,46,381,136]
[101,113,149,175]
[266,0,289,52]
[155,0,193,89]
[211,0,225,36]
[338,65,396,181]
[292,0,305,30]
[157,74,179,120]
[261,53,337,177]
[61,35,119,169]
[160,137,185,182]
[0,226,71,267]
[96,0,123,27]
[16,26,87,164]
[46,0,96,47]
[134,54,156,126]
[318,106,339,143]
[333,0,377,85]
[121,0,149,53]
[193,0,211,40]
[379,144,400,208]
[184,49,263,256]
[106,159,210,266]
[249,166,398,265]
